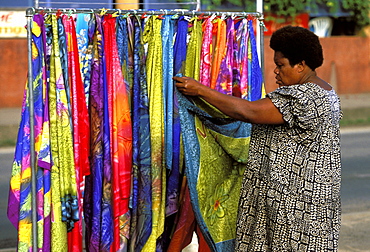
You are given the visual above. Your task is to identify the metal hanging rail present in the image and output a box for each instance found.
[28,7,262,18]
[34,0,202,10]
[37,1,199,4]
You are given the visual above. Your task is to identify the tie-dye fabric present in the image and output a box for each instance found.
[103,14,133,251]
[215,17,235,96]
[10,13,264,252]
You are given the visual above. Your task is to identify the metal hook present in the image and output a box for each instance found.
[100,8,107,16]
[68,9,74,17]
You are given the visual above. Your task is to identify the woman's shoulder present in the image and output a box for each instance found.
[271,82,334,96]
[268,82,317,98]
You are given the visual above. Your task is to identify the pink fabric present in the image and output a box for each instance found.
[200,17,213,86]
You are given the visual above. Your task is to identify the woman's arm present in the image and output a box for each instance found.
[173,76,284,125]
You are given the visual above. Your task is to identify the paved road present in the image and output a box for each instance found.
[338,128,370,252]
[0,128,369,251]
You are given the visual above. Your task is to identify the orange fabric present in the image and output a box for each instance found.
[167,180,196,251]
[196,225,212,252]
[210,19,227,89]
[167,179,212,252]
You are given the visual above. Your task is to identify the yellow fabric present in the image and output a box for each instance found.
[48,15,77,251]
[47,15,68,252]
[184,17,202,80]
[142,16,166,252]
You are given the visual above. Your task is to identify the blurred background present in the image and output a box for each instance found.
[0,0,369,251]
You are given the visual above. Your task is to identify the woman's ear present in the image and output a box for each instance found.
[296,60,306,73]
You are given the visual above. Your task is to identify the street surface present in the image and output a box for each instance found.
[0,128,369,251]
[338,128,370,252]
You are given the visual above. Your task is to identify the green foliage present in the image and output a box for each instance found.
[342,0,370,27]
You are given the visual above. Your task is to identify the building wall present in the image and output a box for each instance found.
[0,36,369,108]
[263,36,370,94]
[0,38,27,108]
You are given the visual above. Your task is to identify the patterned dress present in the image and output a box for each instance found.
[235,82,342,251]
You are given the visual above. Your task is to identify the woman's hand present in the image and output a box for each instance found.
[173,76,207,96]
[173,75,284,124]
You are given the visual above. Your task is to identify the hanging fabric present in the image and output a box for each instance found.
[63,14,90,252]
[83,13,108,252]
[215,17,234,96]
[8,10,264,252]
[210,17,227,90]
[142,15,167,252]
[200,15,213,87]
[76,13,94,105]
[7,14,50,251]
[129,15,153,252]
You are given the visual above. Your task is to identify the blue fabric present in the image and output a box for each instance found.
[116,16,133,108]
[248,20,263,101]
[173,16,188,75]
[116,16,127,68]
[76,13,94,106]
[172,16,188,208]
[162,15,174,172]
[130,15,140,250]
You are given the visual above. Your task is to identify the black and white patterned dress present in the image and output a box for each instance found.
[235,82,342,251]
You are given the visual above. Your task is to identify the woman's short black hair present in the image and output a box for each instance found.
[269,26,323,70]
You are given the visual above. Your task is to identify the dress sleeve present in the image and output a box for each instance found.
[266,84,323,131]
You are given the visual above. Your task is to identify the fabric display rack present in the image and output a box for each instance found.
[7,0,265,251]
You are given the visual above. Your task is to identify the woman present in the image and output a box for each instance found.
[173,26,341,251]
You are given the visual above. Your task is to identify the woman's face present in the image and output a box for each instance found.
[273,51,300,87]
